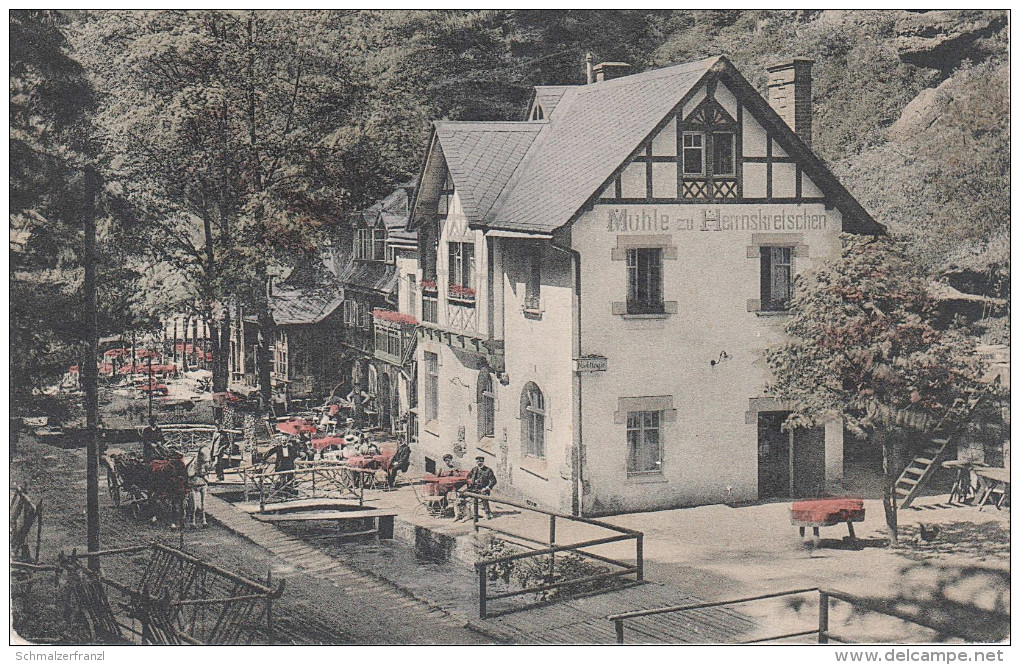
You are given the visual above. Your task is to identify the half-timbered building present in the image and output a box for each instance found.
[403,55,884,515]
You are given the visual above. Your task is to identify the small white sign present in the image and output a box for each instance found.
[575,356,608,373]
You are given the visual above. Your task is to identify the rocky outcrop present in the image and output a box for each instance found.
[895,10,1006,69]
[886,76,956,141]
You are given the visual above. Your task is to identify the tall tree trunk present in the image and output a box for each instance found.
[192,317,199,368]
[82,166,101,571]
[880,429,899,545]
[256,293,274,418]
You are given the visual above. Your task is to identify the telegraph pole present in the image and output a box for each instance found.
[82,166,101,571]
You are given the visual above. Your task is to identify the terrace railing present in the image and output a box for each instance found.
[242,464,373,510]
[608,587,994,644]
[460,492,643,619]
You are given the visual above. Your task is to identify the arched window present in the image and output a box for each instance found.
[477,371,495,440]
[520,382,545,458]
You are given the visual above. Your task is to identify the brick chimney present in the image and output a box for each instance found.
[766,58,814,146]
[592,61,632,83]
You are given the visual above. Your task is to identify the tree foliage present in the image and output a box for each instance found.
[764,234,989,436]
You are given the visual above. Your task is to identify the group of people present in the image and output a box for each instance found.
[141,415,494,516]
[437,453,498,521]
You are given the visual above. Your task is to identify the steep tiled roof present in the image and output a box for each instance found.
[337,259,397,297]
[271,286,343,326]
[434,122,543,224]
[360,182,416,232]
[490,57,719,232]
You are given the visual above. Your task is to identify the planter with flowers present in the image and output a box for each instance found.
[448,284,476,305]
[421,279,438,295]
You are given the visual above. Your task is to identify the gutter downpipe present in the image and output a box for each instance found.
[550,240,583,516]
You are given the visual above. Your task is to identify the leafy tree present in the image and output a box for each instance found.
[764,234,991,543]
[72,10,378,410]
[11,9,106,565]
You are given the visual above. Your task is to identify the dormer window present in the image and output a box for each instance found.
[354,223,386,261]
[530,103,545,121]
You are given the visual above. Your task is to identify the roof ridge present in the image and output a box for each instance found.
[576,55,722,94]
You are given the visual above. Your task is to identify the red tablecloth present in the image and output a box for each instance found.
[421,472,469,496]
[347,453,393,471]
[790,498,865,526]
[277,419,317,436]
[311,435,345,451]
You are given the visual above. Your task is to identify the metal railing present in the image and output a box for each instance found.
[460,492,643,619]
[241,464,373,510]
[608,587,988,644]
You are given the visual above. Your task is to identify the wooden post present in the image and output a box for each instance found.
[266,570,275,644]
[35,499,43,564]
[192,318,200,369]
[473,497,479,531]
[615,619,625,644]
[173,318,179,366]
[549,515,556,545]
[147,354,154,421]
[478,564,487,619]
[636,533,644,582]
[818,590,829,643]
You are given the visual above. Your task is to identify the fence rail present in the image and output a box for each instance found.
[460,492,643,619]
[241,464,372,509]
[608,586,985,644]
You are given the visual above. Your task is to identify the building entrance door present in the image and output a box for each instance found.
[758,411,827,499]
[758,412,790,499]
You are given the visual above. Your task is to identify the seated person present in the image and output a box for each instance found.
[341,433,358,459]
[438,453,462,477]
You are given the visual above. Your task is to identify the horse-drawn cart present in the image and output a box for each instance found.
[103,450,191,524]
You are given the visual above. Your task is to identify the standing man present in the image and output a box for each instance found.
[387,439,412,489]
[456,456,496,521]
[212,428,232,481]
[141,417,167,461]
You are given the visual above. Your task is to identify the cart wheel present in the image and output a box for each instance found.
[107,469,121,507]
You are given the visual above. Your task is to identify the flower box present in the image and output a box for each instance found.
[449,285,476,301]
[373,309,419,326]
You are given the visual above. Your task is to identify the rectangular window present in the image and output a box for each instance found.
[760,246,793,311]
[525,251,541,311]
[627,411,662,474]
[626,248,664,314]
[424,352,439,422]
[713,132,735,176]
[448,242,475,295]
[682,132,705,176]
[373,227,386,261]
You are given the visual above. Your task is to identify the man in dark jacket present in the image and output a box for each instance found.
[456,455,496,521]
[141,417,168,461]
[386,440,412,489]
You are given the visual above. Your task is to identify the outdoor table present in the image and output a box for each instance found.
[790,498,865,545]
[974,467,1010,511]
[421,471,469,496]
[277,419,317,436]
[942,460,990,504]
[311,435,345,451]
[347,453,394,471]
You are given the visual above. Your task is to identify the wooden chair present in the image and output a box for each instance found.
[411,480,446,517]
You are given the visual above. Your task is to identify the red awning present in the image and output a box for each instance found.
[277,419,317,436]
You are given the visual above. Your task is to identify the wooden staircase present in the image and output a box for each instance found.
[894,391,988,509]
[895,436,952,509]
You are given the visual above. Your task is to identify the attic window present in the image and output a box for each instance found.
[531,104,545,121]
[437,173,454,216]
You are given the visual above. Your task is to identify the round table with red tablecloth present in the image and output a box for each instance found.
[347,453,394,471]
[421,471,469,496]
[790,498,865,546]
[276,419,317,436]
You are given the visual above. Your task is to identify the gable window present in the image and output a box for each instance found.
[477,371,495,440]
[448,241,475,300]
[521,382,545,458]
[713,131,735,177]
[627,411,662,474]
[525,251,541,311]
[760,246,793,311]
[626,248,663,314]
[682,132,705,176]
[437,173,454,217]
[373,226,386,261]
[424,351,439,422]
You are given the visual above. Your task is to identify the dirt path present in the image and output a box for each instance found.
[10,433,491,645]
